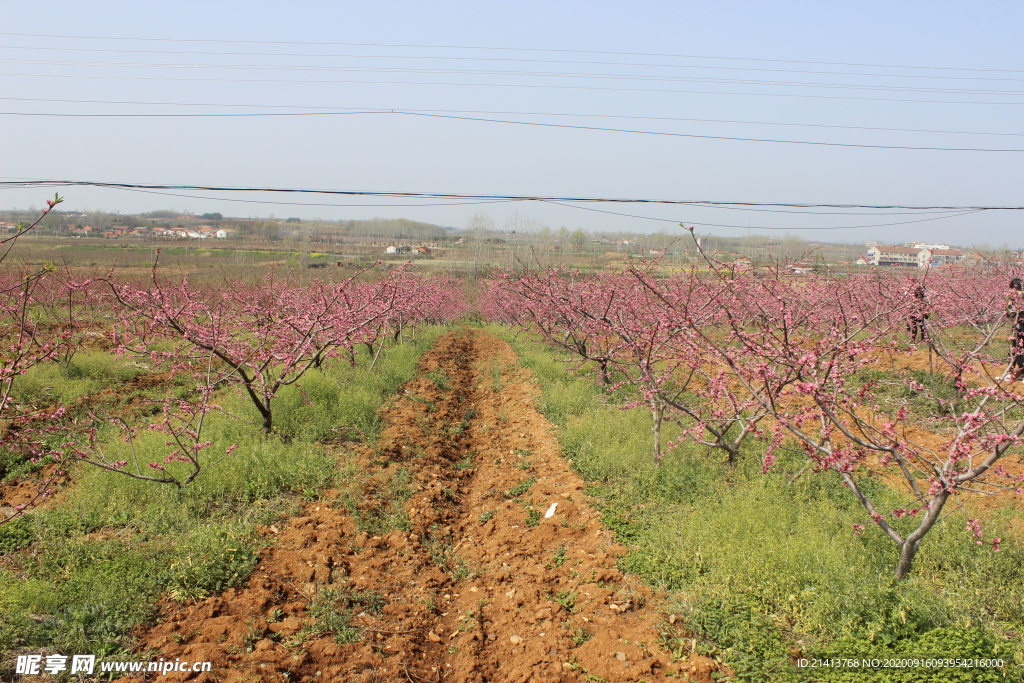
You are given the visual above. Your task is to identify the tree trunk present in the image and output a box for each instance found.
[722,439,739,466]
[651,401,664,463]
[259,405,273,434]
[894,539,920,580]
[241,382,274,434]
[893,490,948,579]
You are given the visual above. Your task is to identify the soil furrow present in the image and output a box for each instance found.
[126,329,718,682]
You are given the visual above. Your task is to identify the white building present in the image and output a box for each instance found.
[866,245,921,267]
[921,248,967,266]
[904,242,952,251]
[866,245,968,268]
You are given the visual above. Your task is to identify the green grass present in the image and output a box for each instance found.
[547,544,568,569]
[2,350,191,483]
[478,509,496,524]
[0,325,446,658]
[0,516,34,554]
[12,350,156,406]
[507,476,536,498]
[223,327,446,443]
[501,325,1024,683]
[303,586,385,645]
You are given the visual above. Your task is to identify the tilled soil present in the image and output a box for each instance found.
[0,465,69,518]
[125,330,719,682]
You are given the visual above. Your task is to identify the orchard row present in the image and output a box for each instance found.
[482,254,1024,579]
[1,239,466,510]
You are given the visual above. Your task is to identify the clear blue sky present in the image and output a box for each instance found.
[1,0,1022,247]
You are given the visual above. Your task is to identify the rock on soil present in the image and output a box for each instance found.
[124,330,720,682]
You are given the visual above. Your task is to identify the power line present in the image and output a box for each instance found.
[541,201,985,230]
[2,180,1020,211]
[0,57,1009,95]
[87,185,524,209]
[3,31,1021,75]
[6,109,1020,152]
[3,44,1023,83]
[4,96,1022,138]
[402,112,1024,152]
[676,204,961,216]
[6,57,1024,96]
[0,176,969,216]
[3,71,1023,106]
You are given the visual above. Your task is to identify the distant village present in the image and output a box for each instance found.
[857,241,987,268]
[1,209,1017,271]
[0,218,235,240]
[79,225,235,240]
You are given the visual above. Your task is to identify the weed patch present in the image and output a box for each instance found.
[546,543,567,568]
[507,476,536,498]
[305,586,386,645]
[0,515,34,554]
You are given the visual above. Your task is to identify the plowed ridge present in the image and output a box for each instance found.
[128,329,718,682]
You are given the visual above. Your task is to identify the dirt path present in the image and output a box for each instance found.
[127,329,718,682]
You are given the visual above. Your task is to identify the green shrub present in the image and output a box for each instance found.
[0,448,41,483]
[36,508,106,539]
[0,515,34,554]
[811,627,1004,683]
[58,429,335,536]
[686,593,796,681]
[306,586,386,644]
[166,523,259,601]
[1,537,164,655]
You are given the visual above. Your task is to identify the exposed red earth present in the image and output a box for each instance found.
[124,329,720,683]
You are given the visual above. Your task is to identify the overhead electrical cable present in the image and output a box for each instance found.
[540,201,986,230]
[3,96,1022,138]
[2,44,1023,83]
[80,185,525,209]
[0,179,999,231]
[2,71,1021,105]
[2,180,1020,211]
[400,112,1024,151]
[4,109,1020,152]
[2,31,1021,76]
[6,58,1024,97]
[0,176,960,217]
